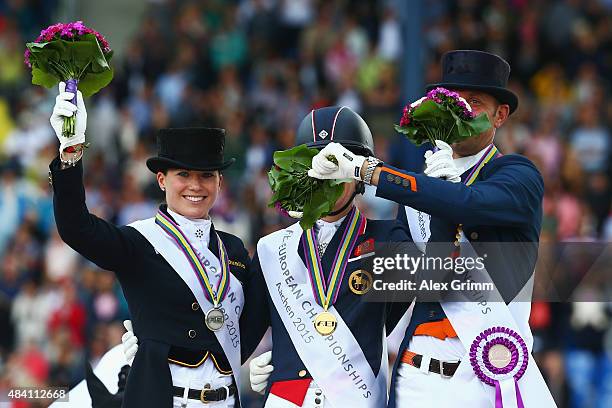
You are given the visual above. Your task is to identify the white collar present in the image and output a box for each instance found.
[167,208,211,228]
[453,144,492,175]
[314,215,347,232]
[314,215,347,254]
[167,208,212,248]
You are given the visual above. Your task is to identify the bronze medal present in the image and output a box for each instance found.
[314,311,337,335]
[348,270,373,295]
[205,307,225,331]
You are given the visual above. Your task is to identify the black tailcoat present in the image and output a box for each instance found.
[49,158,262,408]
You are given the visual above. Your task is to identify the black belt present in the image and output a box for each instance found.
[401,350,459,378]
[172,384,236,403]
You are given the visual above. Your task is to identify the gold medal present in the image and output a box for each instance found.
[314,311,337,335]
[302,207,365,337]
[205,307,225,331]
[348,270,373,295]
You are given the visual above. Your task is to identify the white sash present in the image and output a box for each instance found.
[404,207,430,253]
[403,209,556,407]
[129,218,243,397]
[257,223,387,408]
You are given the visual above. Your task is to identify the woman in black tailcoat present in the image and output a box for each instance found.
[49,82,262,407]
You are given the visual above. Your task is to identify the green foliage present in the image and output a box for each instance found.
[395,99,492,147]
[268,145,346,230]
[26,34,113,96]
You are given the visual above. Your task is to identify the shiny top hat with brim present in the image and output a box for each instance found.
[426,50,519,114]
[146,127,235,173]
[295,106,375,157]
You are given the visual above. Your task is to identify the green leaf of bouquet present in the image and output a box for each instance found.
[464,112,491,134]
[273,144,315,171]
[27,36,113,95]
[81,34,110,70]
[268,166,281,185]
[268,143,346,229]
[411,100,449,121]
[31,66,60,88]
[300,185,335,229]
[394,124,427,146]
[27,42,62,72]
[78,67,113,96]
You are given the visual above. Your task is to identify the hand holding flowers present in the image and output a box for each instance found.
[25,21,113,139]
[268,145,347,230]
[394,87,491,148]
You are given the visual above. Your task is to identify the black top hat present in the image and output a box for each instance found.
[295,106,375,157]
[426,50,518,114]
[146,127,235,173]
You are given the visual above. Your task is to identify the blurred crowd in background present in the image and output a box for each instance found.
[0,0,611,407]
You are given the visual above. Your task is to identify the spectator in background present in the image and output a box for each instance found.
[570,105,610,174]
[564,291,612,408]
[44,228,80,283]
[48,281,86,349]
[0,160,31,258]
[377,7,402,61]
[10,279,49,348]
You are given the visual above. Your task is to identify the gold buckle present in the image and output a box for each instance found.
[200,384,211,404]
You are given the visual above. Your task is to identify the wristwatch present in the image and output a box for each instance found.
[363,156,382,185]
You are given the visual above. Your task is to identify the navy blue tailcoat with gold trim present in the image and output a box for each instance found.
[247,216,416,402]
[375,151,544,408]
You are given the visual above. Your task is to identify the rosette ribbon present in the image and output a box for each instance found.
[469,326,529,408]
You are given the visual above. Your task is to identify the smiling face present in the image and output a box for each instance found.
[451,90,510,157]
[157,169,221,219]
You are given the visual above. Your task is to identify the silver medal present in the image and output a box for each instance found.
[205,307,225,331]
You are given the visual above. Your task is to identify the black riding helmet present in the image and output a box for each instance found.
[295,106,375,157]
[296,106,373,214]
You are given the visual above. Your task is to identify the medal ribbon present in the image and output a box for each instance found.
[302,206,366,310]
[464,144,500,186]
[155,210,230,306]
[451,144,502,257]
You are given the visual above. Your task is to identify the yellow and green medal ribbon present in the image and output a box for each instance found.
[155,211,230,306]
[301,206,365,311]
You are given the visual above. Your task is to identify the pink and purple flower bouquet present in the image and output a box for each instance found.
[25,21,113,138]
[394,87,491,147]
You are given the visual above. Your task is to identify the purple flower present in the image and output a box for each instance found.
[274,202,289,216]
[427,87,462,103]
[72,21,86,31]
[24,49,31,68]
[60,26,74,37]
[399,113,411,127]
[29,21,112,54]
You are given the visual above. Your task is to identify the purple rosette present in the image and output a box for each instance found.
[469,326,529,408]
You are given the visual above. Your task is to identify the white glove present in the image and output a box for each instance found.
[307,142,366,181]
[424,140,462,183]
[122,320,138,365]
[50,81,87,155]
[249,351,274,395]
